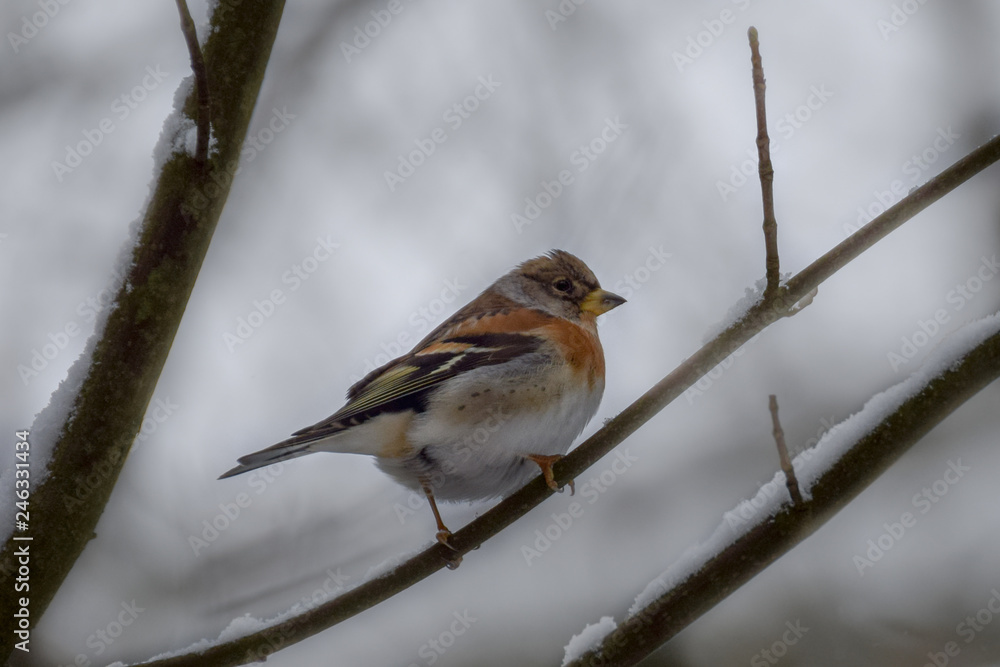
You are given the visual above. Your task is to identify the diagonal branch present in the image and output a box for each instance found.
[0,2,286,661]
[134,131,1000,667]
[783,136,1000,305]
[565,314,1000,666]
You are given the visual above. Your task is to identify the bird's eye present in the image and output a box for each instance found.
[553,278,572,293]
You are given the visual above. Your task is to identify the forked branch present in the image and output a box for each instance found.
[175,0,211,164]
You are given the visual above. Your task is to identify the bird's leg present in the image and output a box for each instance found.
[421,481,462,568]
[524,454,575,495]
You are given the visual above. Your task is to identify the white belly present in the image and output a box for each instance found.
[378,359,604,501]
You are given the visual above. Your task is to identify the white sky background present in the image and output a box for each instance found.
[3,1,1000,665]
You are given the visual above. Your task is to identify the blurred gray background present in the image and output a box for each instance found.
[3,1,1000,665]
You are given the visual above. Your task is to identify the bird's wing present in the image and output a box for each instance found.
[218,309,556,479]
[296,331,544,438]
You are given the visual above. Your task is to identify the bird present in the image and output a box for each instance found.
[220,250,625,553]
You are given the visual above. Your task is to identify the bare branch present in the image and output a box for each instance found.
[769,394,802,504]
[749,26,779,295]
[175,0,211,164]
[783,136,1000,307]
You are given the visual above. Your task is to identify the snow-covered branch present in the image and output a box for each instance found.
[0,2,286,660]
[563,313,1000,667]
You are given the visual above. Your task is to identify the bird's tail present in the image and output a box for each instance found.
[218,438,315,479]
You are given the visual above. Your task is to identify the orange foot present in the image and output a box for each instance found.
[525,454,575,495]
[422,481,462,568]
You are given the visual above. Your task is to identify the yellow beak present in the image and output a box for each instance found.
[581,288,627,316]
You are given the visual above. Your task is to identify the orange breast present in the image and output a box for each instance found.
[540,318,605,388]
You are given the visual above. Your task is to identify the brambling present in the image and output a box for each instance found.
[220,250,625,551]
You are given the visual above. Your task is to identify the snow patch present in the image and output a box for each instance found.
[0,67,217,543]
[795,310,1000,492]
[703,276,768,342]
[364,552,409,580]
[630,312,1000,619]
[151,74,196,171]
[562,616,616,666]
[0,264,132,544]
[629,469,790,616]
[118,613,267,665]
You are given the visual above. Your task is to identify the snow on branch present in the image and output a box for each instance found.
[0,3,286,660]
[563,310,1000,667]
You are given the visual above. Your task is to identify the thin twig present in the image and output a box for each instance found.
[768,394,802,504]
[176,0,211,164]
[749,27,779,296]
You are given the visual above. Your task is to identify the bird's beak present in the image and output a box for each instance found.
[581,288,627,316]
